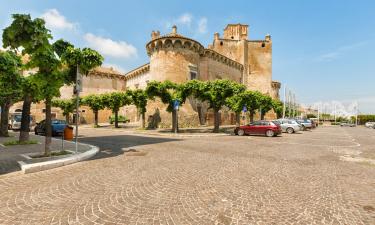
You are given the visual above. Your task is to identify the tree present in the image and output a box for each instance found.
[272,99,283,119]
[81,94,105,127]
[146,80,188,132]
[190,79,244,133]
[102,92,132,128]
[246,91,262,122]
[128,89,148,128]
[259,94,273,120]
[226,90,252,126]
[2,14,51,142]
[0,51,23,137]
[52,98,76,123]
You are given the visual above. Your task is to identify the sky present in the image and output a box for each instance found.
[1,0,374,114]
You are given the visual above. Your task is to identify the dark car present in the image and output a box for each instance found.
[34,119,67,136]
[234,120,282,137]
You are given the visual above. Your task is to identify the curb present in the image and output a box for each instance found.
[17,143,99,174]
[132,131,231,138]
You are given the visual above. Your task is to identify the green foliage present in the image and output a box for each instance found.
[52,39,74,57]
[357,114,375,125]
[306,113,317,119]
[102,92,132,112]
[52,98,76,116]
[2,14,52,53]
[259,94,273,116]
[61,46,103,75]
[226,90,258,114]
[3,139,38,146]
[0,51,23,104]
[128,89,148,114]
[109,115,129,124]
[272,99,283,118]
[81,94,105,112]
[146,80,186,112]
[190,79,245,111]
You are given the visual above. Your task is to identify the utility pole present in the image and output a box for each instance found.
[288,90,292,118]
[75,65,81,154]
[355,101,359,125]
[317,103,320,124]
[282,85,286,119]
[334,103,336,123]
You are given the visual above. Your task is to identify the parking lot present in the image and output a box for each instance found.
[0,126,374,224]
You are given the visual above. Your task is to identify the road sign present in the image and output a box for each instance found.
[173,100,180,110]
[242,105,247,112]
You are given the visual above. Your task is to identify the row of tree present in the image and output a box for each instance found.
[52,79,283,133]
[0,14,103,156]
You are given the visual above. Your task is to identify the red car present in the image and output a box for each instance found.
[234,120,282,137]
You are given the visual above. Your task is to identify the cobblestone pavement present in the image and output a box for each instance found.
[0,126,374,224]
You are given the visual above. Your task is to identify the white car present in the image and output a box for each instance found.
[8,113,35,130]
[365,122,375,128]
[273,119,302,134]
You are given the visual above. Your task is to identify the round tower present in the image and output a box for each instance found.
[146,25,204,83]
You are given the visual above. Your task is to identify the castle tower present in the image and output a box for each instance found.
[210,24,273,96]
[146,25,204,83]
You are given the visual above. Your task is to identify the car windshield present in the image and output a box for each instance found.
[14,115,22,122]
[52,120,66,124]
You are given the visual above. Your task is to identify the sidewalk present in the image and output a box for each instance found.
[79,123,236,137]
[0,132,91,175]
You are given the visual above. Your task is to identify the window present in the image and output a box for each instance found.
[135,84,139,89]
[42,109,46,113]
[261,43,266,48]
[231,36,234,39]
[190,72,197,80]
[252,121,262,126]
[220,41,223,46]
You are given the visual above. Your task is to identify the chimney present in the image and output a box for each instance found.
[214,32,219,40]
[172,25,177,34]
[265,34,271,41]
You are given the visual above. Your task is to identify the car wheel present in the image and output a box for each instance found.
[266,130,274,137]
[286,127,294,134]
[237,129,245,136]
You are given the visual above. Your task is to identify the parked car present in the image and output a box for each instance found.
[234,120,282,137]
[340,122,356,127]
[109,115,130,124]
[365,122,375,128]
[34,119,68,136]
[296,119,312,130]
[273,119,302,134]
[8,113,35,130]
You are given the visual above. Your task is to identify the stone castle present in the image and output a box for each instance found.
[10,23,281,127]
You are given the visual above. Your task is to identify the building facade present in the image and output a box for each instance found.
[124,24,281,127]
[10,23,281,127]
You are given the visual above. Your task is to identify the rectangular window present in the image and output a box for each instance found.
[190,72,197,80]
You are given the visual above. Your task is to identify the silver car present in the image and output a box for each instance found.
[273,119,302,134]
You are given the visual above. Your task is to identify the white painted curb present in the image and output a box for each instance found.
[17,143,99,174]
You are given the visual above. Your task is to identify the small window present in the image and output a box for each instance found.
[135,84,139,89]
[82,110,86,113]
[42,109,46,113]
[190,72,197,80]
[261,43,266,48]
[220,41,223,46]
[231,36,234,39]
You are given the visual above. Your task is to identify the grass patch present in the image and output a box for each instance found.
[31,150,72,158]
[3,140,38,146]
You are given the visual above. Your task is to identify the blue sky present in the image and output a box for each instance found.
[1,0,375,113]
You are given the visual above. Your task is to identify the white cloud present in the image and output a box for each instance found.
[197,17,208,34]
[41,9,76,30]
[177,13,193,26]
[84,33,137,59]
[317,41,369,62]
[165,13,208,36]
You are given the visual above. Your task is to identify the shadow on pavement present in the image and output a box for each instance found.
[79,134,181,160]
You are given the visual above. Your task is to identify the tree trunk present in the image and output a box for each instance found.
[44,98,52,156]
[65,114,70,124]
[235,112,240,127]
[0,101,11,137]
[213,108,220,133]
[141,112,145,128]
[197,106,205,125]
[19,95,32,142]
[261,111,265,120]
[172,110,178,133]
[94,110,99,127]
[250,111,254,122]
[114,110,119,128]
